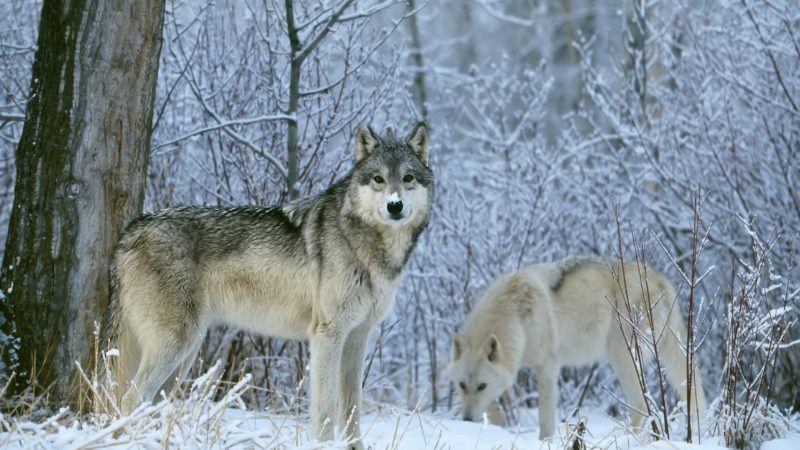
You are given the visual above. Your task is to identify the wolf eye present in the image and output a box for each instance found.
[477,383,487,392]
[373,175,385,184]
[403,174,414,183]
[459,382,466,391]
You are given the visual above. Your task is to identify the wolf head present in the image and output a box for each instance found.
[349,122,433,228]
[447,333,515,422]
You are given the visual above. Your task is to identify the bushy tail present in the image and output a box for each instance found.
[95,256,139,415]
[98,259,121,358]
[655,274,707,420]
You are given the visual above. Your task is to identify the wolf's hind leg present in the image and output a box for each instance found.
[121,343,187,413]
[607,341,649,431]
[120,318,203,415]
[158,338,203,397]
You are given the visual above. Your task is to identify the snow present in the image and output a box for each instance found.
[760,436,800,450]
[387,192,400,203]
[0,407,789,449]
[0,1,798,449]
[638,442,727,450]
[1,399,796,449]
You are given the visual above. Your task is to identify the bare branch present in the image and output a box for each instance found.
[154,114,295,151]
[295,0,355,64]
[0,112,24,122]
[185,76,289,180]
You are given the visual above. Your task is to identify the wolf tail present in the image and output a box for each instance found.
[99,258,121,355]
[654,273,707,421]
[95,254,139,415]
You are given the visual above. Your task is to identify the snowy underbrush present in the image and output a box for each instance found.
[1,363,798,449]
[0,362,279,448]
[709,397,798,450]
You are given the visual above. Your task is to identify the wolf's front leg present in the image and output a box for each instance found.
[338,324,371,450]
[536,363,560,440]
[485,400,507,426]
[309,322,344,442]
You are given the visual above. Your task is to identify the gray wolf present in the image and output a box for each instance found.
[100,123,433,448]
[447,258,707,439]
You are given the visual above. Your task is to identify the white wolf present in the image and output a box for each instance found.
[100,123,433,449]
[447,258,707,439]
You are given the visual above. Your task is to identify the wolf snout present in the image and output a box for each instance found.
[462,413,475,422]
[387,200,403,218]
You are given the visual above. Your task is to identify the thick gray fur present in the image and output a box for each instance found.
[99,122,433,449]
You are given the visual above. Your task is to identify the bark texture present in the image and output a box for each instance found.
[0,0,166,403]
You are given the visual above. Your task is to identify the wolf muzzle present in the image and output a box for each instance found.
[387,200,403,219]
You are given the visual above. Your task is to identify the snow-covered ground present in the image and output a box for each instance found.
[0,363,796,449]
[1,371,797,450]
[3,404,798,450]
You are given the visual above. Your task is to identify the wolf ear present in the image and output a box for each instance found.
[452,333,466,361]
[356,124,380,162]
[481,335,502,363]
[405,121,429,164]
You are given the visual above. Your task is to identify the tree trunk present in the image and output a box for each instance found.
[407,0,428,122]
[0,0,166,406]
[286,0,301,201]
[283,0,354,201]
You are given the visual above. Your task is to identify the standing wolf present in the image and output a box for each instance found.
[447,258,707,439]
[100,123,432,447]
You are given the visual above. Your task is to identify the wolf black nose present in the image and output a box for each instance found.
[463,414,473,422]
[387,200,403,216]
